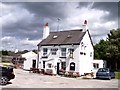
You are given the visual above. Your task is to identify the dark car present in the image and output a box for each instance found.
[0,66,15,85]
[96,68,115,80]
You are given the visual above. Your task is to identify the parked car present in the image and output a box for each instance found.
[96,68,115,80]
[0,66,15,85]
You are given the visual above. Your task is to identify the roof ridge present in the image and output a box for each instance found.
[50,29,83,33]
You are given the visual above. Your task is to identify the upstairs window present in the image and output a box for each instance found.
[61,48,66,57]
[43,48,48,56]
[81,42,84,50]
[51,48,58,55]
[69,48,74,54]
[68,48,74,58]
[90,52,92,57]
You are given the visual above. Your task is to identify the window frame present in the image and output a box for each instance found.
[43,48,48,56]
[48,63,52,68]
[61,48,66,57]
[51,48,58,55]
[68,48,74,58]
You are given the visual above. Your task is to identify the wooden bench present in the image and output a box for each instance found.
[29,68,40,73]
[45,69,53,75]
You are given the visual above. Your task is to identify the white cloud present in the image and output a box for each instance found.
[1,36,41,51]
[59,3,118,44]
[20,38,41,46]
[1,3,35,27]
[1,2,118,50]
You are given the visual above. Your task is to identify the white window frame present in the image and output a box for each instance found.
[61,48,66,57]
[48,63,52,68]
[51,48,58,55]
[43,48,48,56]
[68,48,74,58]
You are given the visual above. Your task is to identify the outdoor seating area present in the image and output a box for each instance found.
[28,68,95,78]
[64,72,80,77]
[29,68,41,73]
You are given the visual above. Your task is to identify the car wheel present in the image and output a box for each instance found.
[0,76,8,85]
[108,76,111,80]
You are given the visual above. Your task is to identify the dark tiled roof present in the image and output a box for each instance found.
[38,29,86,46]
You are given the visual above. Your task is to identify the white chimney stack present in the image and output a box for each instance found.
[82,20,88,32]
[43,22,50,39]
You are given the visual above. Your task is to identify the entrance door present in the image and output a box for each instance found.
[32,60,36,68]
[57,63,60,74]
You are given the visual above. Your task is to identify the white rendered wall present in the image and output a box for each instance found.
[38,31,94,75]
[22,52,37,70]
[79,31,94,75]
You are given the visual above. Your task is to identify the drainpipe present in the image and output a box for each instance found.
[37,45,40,69]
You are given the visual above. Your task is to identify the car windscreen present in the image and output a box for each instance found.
[98,68,109,72]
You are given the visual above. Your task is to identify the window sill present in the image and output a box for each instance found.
[42,56,48,58]
[59,57,67,58]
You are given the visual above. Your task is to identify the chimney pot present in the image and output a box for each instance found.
[84,20,87,25]
[45,22,48,26]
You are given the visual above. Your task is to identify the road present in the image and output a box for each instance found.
[0,69,119,88]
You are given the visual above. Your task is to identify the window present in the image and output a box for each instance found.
[51,48,58,55]
[98,68,109,72]
[84,46,87,50]
[61,48,66,57]
[48,63,52,68]
[80,52,83,55]
[93,63,99,69]
[43,48,48,56]
[90,52,92,57]
[69,49,74,54]
[84,53,86,55]
[70,62,75,71]
[68,49,74,58]
[53,35,58,39]
[81,42,84,50]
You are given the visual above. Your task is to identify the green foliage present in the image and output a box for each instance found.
[115,72,120,79]
[0,50,15,56]
[94,40,109,60]
[1,50,9,55]
[32,49,38,54]
[94,28,120,70]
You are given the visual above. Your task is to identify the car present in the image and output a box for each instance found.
[96,68,115,80]
[0,66,15,85]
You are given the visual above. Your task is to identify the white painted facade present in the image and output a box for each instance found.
[93,60,107,72]
[22,51,37,70]
[38,30,94,75]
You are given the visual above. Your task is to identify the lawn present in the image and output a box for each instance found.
[115,72,120,79]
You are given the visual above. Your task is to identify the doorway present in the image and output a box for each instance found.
[32,60,36,68]
[57,63,60,74]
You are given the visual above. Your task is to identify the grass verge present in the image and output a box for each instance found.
[115,72,120,79]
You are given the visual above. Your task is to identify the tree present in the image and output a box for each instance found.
[2,50,9,56]
[94,28,120,71]
[94,39,109,60]
[106,29,120,70]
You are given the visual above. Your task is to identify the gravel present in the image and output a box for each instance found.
[0,69,118,88]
